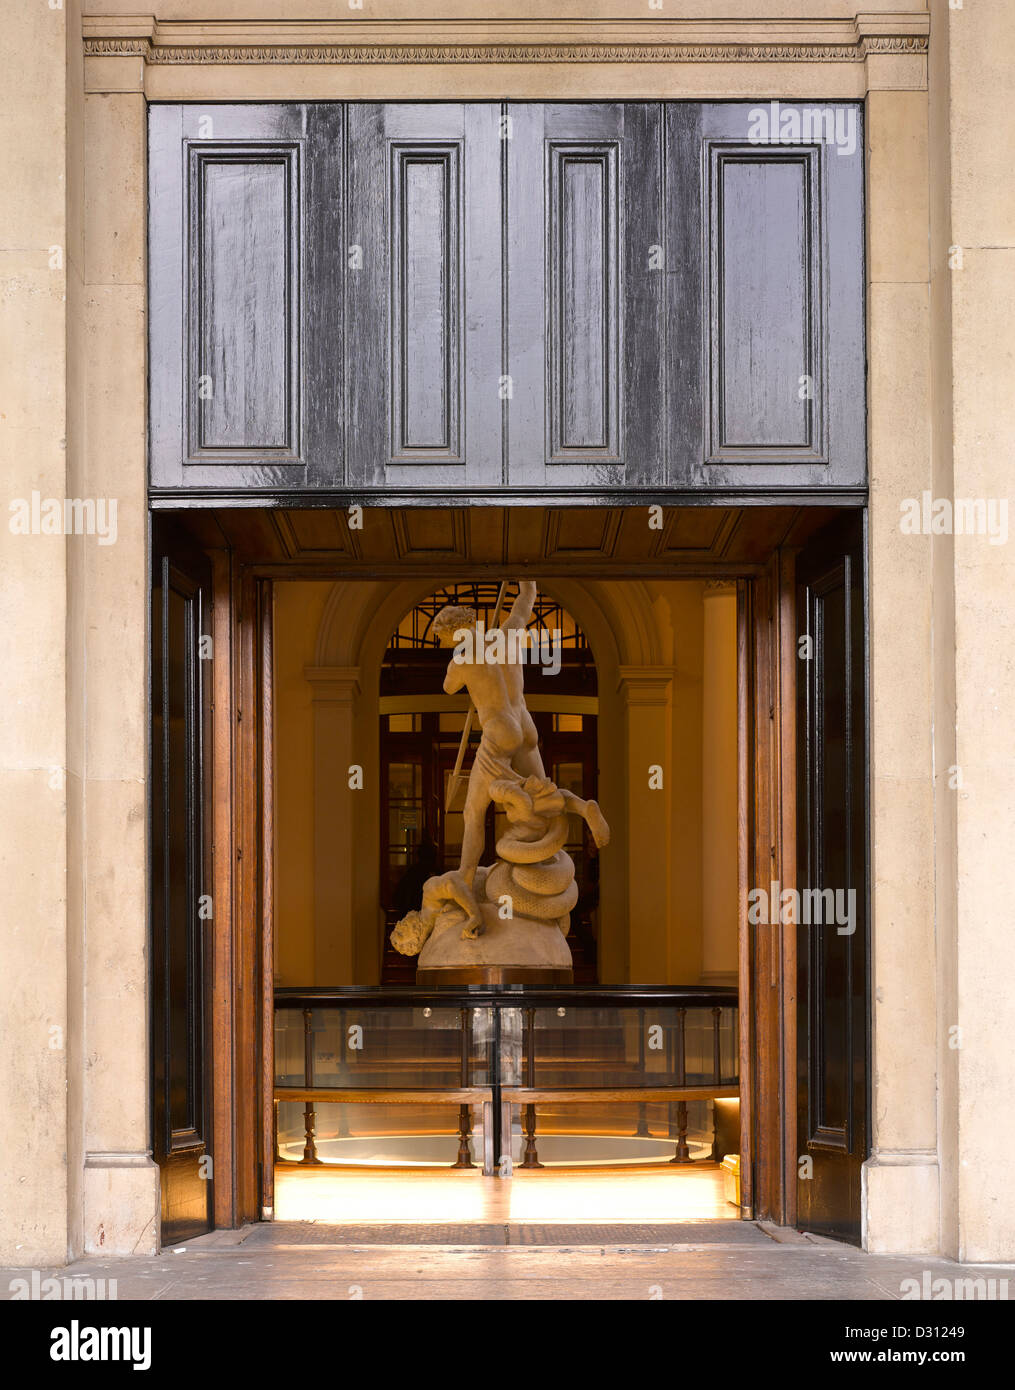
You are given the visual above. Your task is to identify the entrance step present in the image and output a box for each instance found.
[240,1220,776,1247]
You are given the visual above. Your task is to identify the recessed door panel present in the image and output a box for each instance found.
[667,101,865,491]
[193,152,296,458]
[548,143,620,457]
[506,102,663,488]
[713,153,817,458]
[149,104,344,491]
[391,145,462,458]
[346,103,502,489]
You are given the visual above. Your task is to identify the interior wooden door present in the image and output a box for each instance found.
[150,520,215,1243]
[794,510,869,1243]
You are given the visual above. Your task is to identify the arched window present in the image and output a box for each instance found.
[387,581,591,651]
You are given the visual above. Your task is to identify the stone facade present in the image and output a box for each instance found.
[2,0,1012,1264]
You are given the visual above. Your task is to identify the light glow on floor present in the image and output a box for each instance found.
[273,1162,738,1225]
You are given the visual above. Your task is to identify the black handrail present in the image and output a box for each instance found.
[275,984,738,1011]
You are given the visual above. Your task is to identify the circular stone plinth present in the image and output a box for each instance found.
[415,903,573,981]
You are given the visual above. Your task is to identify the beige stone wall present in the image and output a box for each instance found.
[864,80,941,1254]
[935,0,1015,1264]
[927,0,960,1268]
[2,0,158,1267]
[77,83,157,1262]
[864,0,1015,1264]
[17,0,1015,1262]
[0,0,74,1269]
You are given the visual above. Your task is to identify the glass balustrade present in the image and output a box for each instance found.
[274,987,739,1172]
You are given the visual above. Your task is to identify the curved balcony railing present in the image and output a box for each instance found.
[274,985,739,1175]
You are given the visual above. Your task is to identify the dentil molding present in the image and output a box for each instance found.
[82,14,930,66]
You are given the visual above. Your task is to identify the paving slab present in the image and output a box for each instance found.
[3,1224,1013,1301]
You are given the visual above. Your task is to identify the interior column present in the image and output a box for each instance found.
[307,667,362,984]
[700,582,739,986]
[618,668,673,983]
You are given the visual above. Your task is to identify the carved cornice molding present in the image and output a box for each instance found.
[81,16,930,67]
[84,38,929,65]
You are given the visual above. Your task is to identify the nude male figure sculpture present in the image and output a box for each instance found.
[432,580,609,887]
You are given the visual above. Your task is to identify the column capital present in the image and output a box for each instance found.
[616,666,674,704]
[304,665,361,702]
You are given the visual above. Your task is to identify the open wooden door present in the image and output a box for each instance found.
[150,519,215,1242]
[794,511,870,1243]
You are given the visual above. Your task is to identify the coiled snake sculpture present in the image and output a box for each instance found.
[482,773,580,930]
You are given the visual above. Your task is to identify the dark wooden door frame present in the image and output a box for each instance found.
[200,552,271,1229]
[204,550,823,1229]
[737,553,800,1225]
[149,520,215,1243]
[259,579,276,1221]
[793,512,870,1243]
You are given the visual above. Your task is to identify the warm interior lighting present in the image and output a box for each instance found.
[274,1165,737,1224]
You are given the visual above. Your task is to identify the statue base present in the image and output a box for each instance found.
[416,965,573,986]
[412,904,574,985]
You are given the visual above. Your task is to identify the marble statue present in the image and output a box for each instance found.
[391,580,609,981]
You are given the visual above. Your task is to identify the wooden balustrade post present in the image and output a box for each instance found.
[521,1104,543,1169]
[671,1101,692,1163]
[520,1007,542,1168]
[302,1007,321,1165]
[711,1005,723,1160]
[492,1005,504,1171]
[336,1007,349,1138]
[670,1007,692,1164]
[636,1007,650,1137]
[452,1007,475,1168]
[453,1105,474,1168]
[667,1014,676,1137]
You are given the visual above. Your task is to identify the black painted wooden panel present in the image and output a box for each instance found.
[346,103,502,489]
[506,103,663,488]
[149,101,865,499]
[667,102,866,491]
[149,104,344,490]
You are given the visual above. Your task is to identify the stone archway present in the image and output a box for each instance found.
[302,573,728,985]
